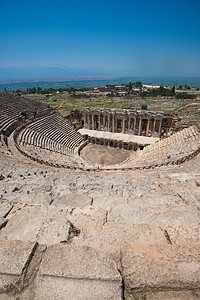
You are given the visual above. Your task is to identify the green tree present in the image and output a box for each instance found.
[171,86,175,94]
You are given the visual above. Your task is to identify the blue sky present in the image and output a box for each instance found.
[0,0,200,76]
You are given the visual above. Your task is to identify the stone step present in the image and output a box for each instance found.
[121,244,200,294]
[108,203,200,228]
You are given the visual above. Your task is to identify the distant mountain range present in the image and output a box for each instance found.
[0,66,200,92]
[1,65,199,83]
[0,66,137,83]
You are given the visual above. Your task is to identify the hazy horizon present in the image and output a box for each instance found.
[1,65,200,83]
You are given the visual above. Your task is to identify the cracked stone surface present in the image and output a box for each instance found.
[0,218,8,230]
[166,223,200,246]
[71,221,169,258]
[121,244,200,293]
[35,244,122,300]
[108,204,200,228]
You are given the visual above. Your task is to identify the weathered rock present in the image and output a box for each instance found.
[121,244,200,293]
[0,218,8,230]
[69,205,107,226]
[0,240,46,295]
[72,221,168,257]
[92,195,127,210]
[52,193,93,208]
[108,204,200,228]
[166,223,200,245]
[35,244,122,300]
[34,276,122,300]
[0,203,79,245]
[0,175,4,181]
[0,202,13,218]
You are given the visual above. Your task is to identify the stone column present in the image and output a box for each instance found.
[128,117,131,130]
[108,114,110,131]
[153,118,156,132]
[112,115,115,132]
[83,112,86,128]
[146,118,150,135]
[98,113,101,130]
[133,117,136,130]
[138,117,142,135]
[87,114,90,127]
[158,120,162,133]
[122,118,125,133]
[92,114,95,130]
[103,114,105,128]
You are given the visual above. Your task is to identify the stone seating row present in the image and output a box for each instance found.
[29,114,82,142]
[0,93,49,117]
[20,129,77,154]
[19,113,84,154]
[142,126,199,153]
[137,125,200,162]
[0,113,22,136]
[28,113,83,144]
[21,143,83,167]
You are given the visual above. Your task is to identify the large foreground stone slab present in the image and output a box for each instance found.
[35,244,122,300]
[0,239,46,298]
[0,240,35,276]
[0,203,79,245]
[39,244,121,280]
[121,244,200,293]
[34,276,121,300]
[108,204,200,227]
[72,221,168,257]
[0,239,35,294]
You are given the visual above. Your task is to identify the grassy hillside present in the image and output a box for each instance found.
[24,89,200,122]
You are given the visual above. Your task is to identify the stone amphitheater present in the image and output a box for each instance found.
[0,92,200,300]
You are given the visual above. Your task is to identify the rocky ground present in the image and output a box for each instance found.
[0,138,200,299]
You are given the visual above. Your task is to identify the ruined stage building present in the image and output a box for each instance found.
[69,108,179,150]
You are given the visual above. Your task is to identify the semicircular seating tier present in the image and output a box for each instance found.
[0,93,51,137]
[18,113,84,155]
[17,121,200,170]
[123,124,200,169]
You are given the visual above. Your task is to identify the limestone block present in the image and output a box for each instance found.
[128,193,190,207]
[34,276,122,300]
[121,244,200,293]
[35,244,122,300]
[92,195,127,210]
[166,223,200,245]
[52,193,92,208]
[72,221,168,256]
[0,240,34,276]
[0,239,35,293]
[0,214,44,241]
[108,204,200,228]
[69,206,107,226]
[0,203,79,245]
[40,244,120,280]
